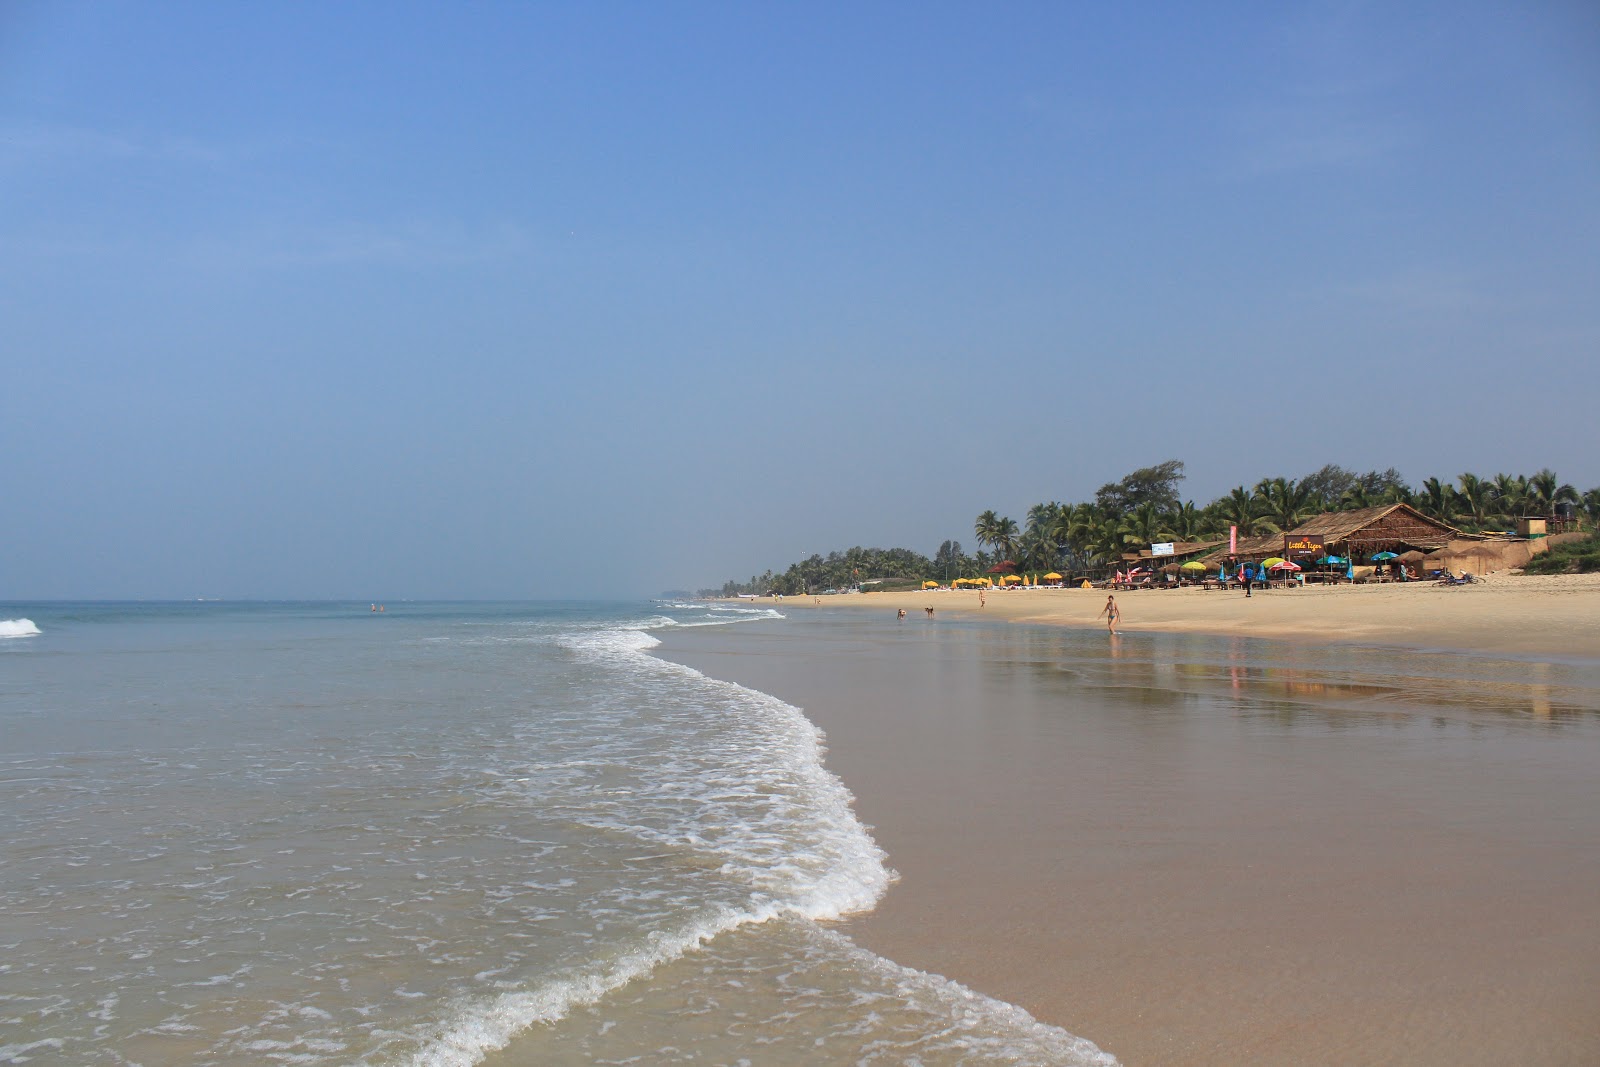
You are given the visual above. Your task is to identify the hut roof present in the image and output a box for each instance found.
[1132,539,1225,560]
[1282,503,1456,546]
[1197,504,1459,564]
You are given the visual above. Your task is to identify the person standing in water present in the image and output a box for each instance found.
[1098,595,1120,635]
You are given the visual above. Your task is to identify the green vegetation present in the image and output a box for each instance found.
[706,463,1598,596]
[1522,535,1600,575]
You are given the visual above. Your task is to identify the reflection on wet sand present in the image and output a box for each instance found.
[658,614,1600,1067]
[989,625,1599,725]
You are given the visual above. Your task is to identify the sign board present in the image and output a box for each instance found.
[1151,542,1175,556]
[1284,534,1324,556]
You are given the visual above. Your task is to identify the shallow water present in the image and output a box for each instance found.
[0,602,1112,1066]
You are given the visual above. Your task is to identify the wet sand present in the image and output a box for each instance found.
[657,612,1600,1066]
[759,572,1600,660]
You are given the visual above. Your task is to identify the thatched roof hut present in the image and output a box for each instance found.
[1123,539,1226,564]
[1200,504,1459,565]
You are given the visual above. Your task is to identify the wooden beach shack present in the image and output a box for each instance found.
[1200,503,1459,570]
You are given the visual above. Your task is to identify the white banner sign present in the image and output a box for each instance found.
[1151,542,1175,556]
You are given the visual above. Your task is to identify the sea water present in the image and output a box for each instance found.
[0,602,1113,1066]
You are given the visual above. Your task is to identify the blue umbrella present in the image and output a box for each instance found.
[1316,555,1348,565]
[1371,551,1398,561]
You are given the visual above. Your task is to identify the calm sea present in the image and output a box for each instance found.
[0,602,1112,1066]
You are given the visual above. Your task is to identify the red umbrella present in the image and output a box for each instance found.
[1269,560,1302,572]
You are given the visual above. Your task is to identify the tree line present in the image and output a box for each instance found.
[706,461,1598,596]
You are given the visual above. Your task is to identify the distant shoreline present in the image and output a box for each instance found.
[719,572,1600,661]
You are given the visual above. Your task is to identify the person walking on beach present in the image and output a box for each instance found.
[1240,563,1252,598]
[1098,595,1120,635]
[979,590,986,608]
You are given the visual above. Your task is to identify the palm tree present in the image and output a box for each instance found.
[1119,501,1172,548]
[1456,473,1493,530]
[1255,477,1316,533]
[1017,528,1059,573]
[1339,483,1374,510]
[1026,502,1063,537]
[1216,486,1269,536]
[1383,481,1416,507]
[993,516,1019,562]
[1419,477,1461,524]
[974,510,1001,555]
[1491,473,1531,523]
[1581,487,1600,529]
[1168,500,1208,542]
[1528,469,1579,516]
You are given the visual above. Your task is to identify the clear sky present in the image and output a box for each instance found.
[3,2,1597,599]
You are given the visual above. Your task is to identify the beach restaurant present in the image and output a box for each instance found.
[1201,503,1459,569]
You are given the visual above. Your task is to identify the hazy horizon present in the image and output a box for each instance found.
[4,3,1597,600]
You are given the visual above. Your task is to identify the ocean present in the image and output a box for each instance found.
[0,601,1113,1066]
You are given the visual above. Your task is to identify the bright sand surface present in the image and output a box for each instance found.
[659,575,1600,1065]
[785,572,1600,660]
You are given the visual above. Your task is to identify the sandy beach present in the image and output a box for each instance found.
[761,572,1600,660]
[661,575,1600,1065]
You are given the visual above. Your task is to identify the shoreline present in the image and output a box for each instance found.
[719,572,1600,661]
[660,589,1600,1065]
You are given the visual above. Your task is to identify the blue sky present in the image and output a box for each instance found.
[3,2,1597,598]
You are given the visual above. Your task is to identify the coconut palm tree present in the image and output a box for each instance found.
[993,516,1019,562]
[1168,500,1208,542]
[1419,477,1461,524]
[1119,501,1173,549]
[1255,477,1316,533]
[1017,528,1060,573]
[1455,473,1494,530]
[1528,469,1579,516]
[1216,486,1270,536]
[1339,483,1374,510]
[1581,487,1600,529]
[974,510,1001,555]
[1383,481,1416,507]
[1491,473,1531,523]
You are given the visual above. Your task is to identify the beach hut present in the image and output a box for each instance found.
[1199,504,1458,568]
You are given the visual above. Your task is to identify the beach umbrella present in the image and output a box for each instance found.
[1371,551,1399,561]
[1181,561,1208,571]
[1043,572,1063,581]
[1315,555,1347,565]
[1261,556,1286,567]
[1269,560,1302,571]
[922,580,939,589]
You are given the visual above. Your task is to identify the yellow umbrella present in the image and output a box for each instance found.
[922,580,939,588]
[1043,572,1063,580]
[1261,557,1286,567]
[1180,561,1208,571]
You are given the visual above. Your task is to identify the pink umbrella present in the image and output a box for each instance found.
[1269,560,1302,572]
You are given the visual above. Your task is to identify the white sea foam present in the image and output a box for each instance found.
[0,618,41,638]
[405,623,894,1065]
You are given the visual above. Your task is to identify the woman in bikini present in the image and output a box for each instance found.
[1098,595,1120,634]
